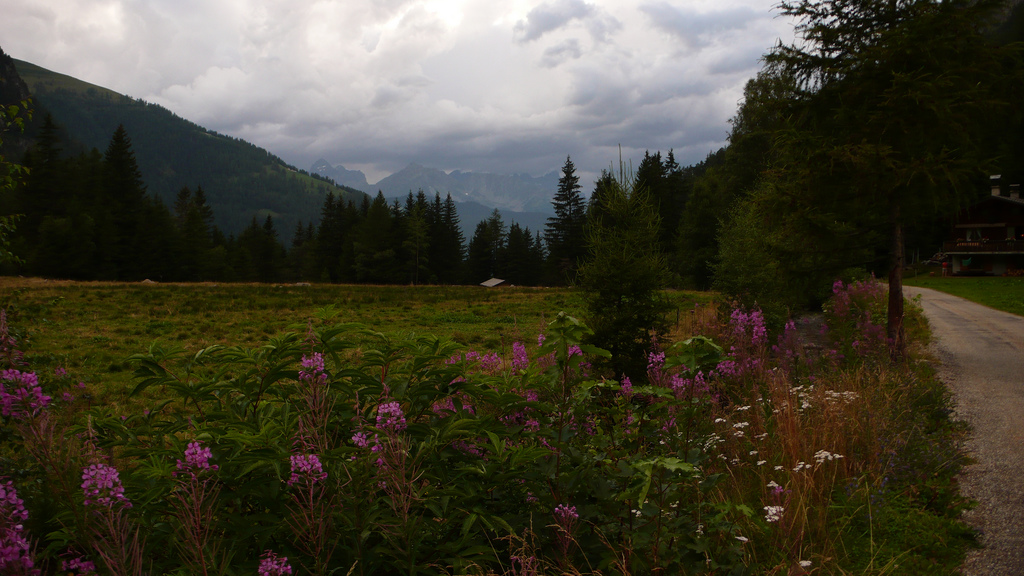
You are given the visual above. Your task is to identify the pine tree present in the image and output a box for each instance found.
[466,209,505,282]
[102,124,148,278]
[353,192,399,283]
[577,168,669,380]
[544,156,587,284]
[402,196,430,284]
[429,193,465,284]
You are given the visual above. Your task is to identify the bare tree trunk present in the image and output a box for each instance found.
[888,205,906,360]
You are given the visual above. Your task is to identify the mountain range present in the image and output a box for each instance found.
[312,159,559,214]
[312,159,557,238]
[3,52,559,243]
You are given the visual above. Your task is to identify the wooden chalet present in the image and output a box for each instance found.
[944,177,1024,275]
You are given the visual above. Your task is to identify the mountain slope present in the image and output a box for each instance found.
[12,58,365,239]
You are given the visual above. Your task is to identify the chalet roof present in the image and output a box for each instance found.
[479,278,506,288]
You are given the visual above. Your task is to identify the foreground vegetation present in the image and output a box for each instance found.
[904,274,1024,317]
[0,279,974,574]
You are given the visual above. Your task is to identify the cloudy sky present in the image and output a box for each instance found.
[2,0,794,185]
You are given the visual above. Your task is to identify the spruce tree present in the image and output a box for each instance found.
[466,210,505,282]
[577,169,669,380]
[429,193,465,284]
[544,156,587,284]
[102,124,148,278]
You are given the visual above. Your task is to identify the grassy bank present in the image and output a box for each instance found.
[904,273,1024,317]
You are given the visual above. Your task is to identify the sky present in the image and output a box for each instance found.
[1,0,795,186]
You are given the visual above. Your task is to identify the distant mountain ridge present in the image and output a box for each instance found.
[6,53,557,243]
[313,160,559,214]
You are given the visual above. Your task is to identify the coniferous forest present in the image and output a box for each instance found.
[3,0,1024,301]
[0,110,729,288]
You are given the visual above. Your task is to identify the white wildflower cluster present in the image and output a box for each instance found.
[766,480,781,489]
[735,405,752,412]
[813,450,845,464]
[764,505,785,523]
[824,390,858,403]
[714,417,726,424]
[790,384,816,411]
[702,433,725,451]
[799,560,813,568]
[792,461,812,472]
[733,421,750,429]
[756,460,767,466]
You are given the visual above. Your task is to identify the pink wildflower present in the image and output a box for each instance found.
[376,401,407,433]
[175,441,218,476]
[81,463,131,509]
[511,342,529,371]
[258,550,293,576]
[287,453,327,486]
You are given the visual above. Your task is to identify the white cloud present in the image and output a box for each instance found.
[514,0,594,43]
[540,39,583,68]
[1,0,795,184]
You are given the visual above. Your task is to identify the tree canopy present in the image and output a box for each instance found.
[754,0,1019,355]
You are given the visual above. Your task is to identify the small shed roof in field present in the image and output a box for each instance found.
[479,278,506,288]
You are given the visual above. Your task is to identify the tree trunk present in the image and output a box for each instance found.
[887,206,906,360]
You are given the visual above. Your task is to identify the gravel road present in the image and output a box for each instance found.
[903,286,1024,575]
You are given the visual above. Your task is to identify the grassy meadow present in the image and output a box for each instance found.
[903,272,1024,317]
[0,278,713,405]
[0,277,975,575]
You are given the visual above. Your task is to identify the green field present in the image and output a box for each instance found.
[0,278,975,575]
[904,273,1024,317]
[0,278,714,405]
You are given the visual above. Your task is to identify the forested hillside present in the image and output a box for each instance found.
[10,57,364,239]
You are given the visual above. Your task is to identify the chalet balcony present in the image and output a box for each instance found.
[943,239,1024,254]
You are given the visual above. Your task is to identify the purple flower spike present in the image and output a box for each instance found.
[0,369,51,419]
[554,503,579,524]
[376,401,407,433]
[81,463,132,509]
[0,480,36,571]
[288,453,327,486]
[175,441,218,476]
[258,550,293,576]
[0,480,28,524]
[62,555,97,575]
[298,353,328,385]
[511,342,529,371]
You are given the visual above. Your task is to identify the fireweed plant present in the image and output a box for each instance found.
[0,286,972,575]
